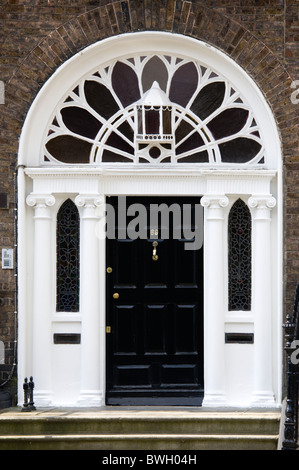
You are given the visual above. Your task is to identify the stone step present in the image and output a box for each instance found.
[0,408,280,450]
[0,433,278,451]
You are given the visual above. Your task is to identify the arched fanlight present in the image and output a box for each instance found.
[43,54,264,166]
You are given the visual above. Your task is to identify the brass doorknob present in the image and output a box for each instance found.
[113,293,119,299]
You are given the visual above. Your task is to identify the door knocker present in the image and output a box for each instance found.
[152,241,158,261]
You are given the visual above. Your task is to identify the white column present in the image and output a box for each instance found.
[248,195,276,406]
[75,194,104,406]
[201,195,229,406]
[26,193,55,406]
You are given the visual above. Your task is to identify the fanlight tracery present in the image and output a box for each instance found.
[44,54,264,166]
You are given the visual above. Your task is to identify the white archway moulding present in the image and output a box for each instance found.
[19,31,281,170]
[17,32,283,408]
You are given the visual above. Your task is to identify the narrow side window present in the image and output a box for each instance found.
[56,199,80,312]
[228,199,251,311]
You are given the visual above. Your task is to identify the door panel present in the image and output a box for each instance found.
[106,196,204,405]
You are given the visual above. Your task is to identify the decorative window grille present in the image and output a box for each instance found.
[228,199,252,311]
[56,199,80,312]
[43,54,264,166]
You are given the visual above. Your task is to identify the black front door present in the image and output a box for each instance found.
[106,196,204,405]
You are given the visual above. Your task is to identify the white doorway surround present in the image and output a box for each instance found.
[17,32,282,408]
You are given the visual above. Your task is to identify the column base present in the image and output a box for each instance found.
[251,391,276,408]
[202,391,227,407]
[77,390,104,407]
[33,390,53,407]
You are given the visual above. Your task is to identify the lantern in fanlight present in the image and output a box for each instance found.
[135,81,174,163]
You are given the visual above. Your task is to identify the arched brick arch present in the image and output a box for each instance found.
[4,1,296,162]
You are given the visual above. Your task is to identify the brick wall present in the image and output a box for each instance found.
[0,0,298,401]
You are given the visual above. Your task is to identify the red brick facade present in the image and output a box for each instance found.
[0,0,298,402]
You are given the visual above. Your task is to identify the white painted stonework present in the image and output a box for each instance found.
[17,32,282,408]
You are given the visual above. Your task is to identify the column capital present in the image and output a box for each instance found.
[75,194,104,209]
[248,195,276,210]
[201,194,229,209]
[26,193,55,208]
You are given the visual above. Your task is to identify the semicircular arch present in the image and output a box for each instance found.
[18,31,281,170]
